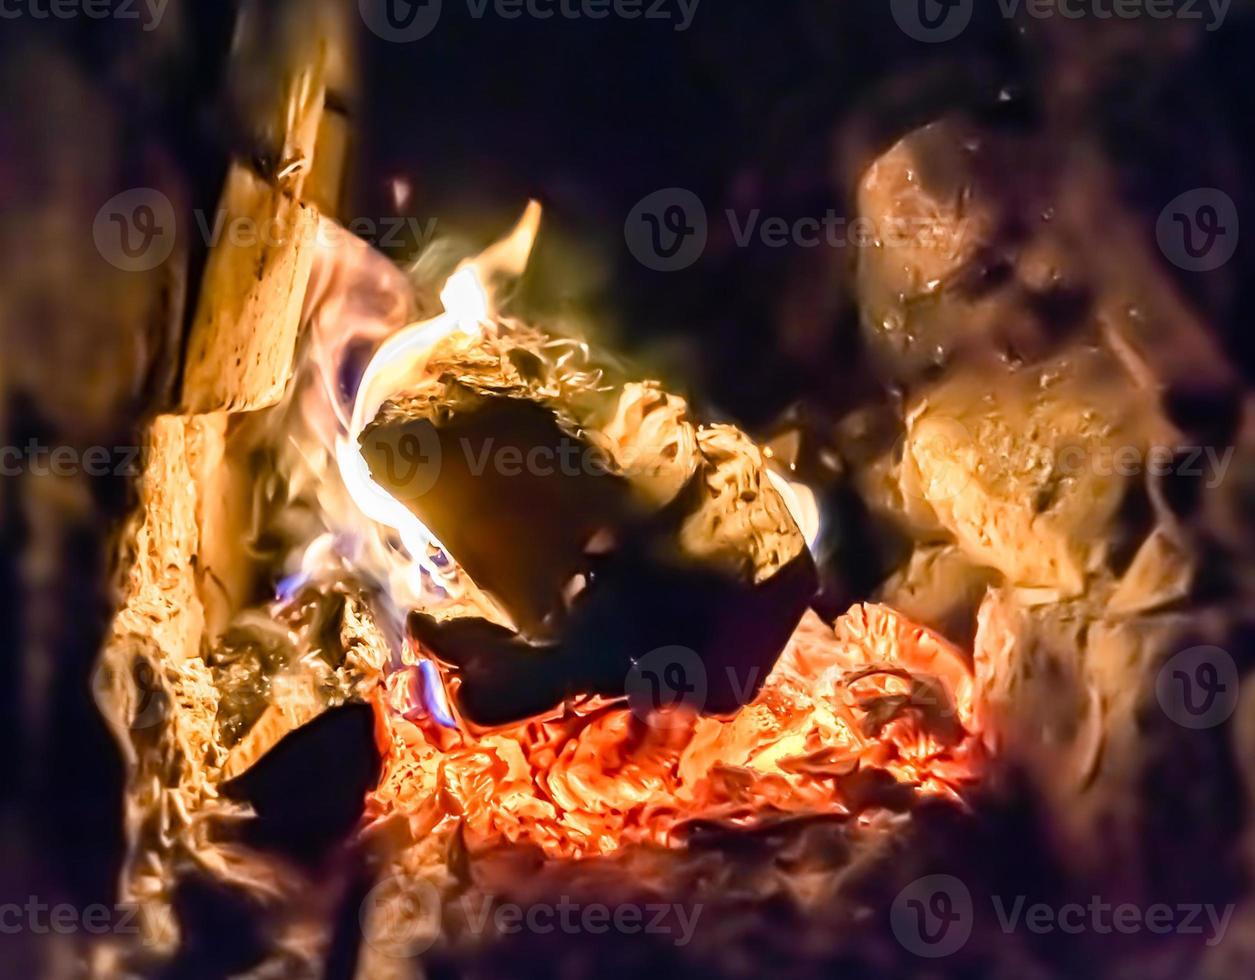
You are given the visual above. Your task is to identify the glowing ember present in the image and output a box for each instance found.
[366,603,983,858]
[285,204,984,860]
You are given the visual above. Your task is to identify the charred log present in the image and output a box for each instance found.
[360,330,818,726]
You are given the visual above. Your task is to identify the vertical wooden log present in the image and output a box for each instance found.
[94,25,355,974]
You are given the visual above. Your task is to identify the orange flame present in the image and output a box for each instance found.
[287,205,983,859]
[366,603,984,859]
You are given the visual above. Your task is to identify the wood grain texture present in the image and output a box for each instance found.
[180,162,318,413]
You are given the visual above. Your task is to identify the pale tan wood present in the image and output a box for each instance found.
[180,162,319,413]
[181,61,338,622]
[180,62,326,414]
[306,106,350,217]
[92,52,350,977]
[93,414,226,957]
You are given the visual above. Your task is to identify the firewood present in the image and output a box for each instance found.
[855,116,1240,446]
[93,414,225,955]
[854,117,1043,383]
[180,64,325,414]
[180,162,319,414]
[360,328,817,725]
[92,51,352,977]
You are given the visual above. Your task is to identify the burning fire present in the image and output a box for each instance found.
[369,602,981,858]
[339,201,543,602]
[284,204,983,860]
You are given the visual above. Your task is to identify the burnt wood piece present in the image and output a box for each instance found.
[409,545,816,727]
[362,331,817,726]
[223,703,381,868]
[364,397,640,642]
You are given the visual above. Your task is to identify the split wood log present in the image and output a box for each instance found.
[93,414,227,955]
[92,48,363,978]
[180,64,325,414]
[180,163,320,414]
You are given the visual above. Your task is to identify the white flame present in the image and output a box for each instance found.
[332,202,544,604]
[287,197,822,660]
[440,265,491,330]
[767,468,822,551]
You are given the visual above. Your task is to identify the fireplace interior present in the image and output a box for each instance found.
[4,3,1255,979]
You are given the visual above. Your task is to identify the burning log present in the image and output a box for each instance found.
[85,167,994,974]
[214,585,390,780]
[92,415,227,957]
[358,326,817,726]
[88,37,372,973]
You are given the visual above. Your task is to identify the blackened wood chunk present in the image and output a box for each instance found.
[362,396,639,641]
[372,332,818,726]
[223,703,380,868]
[410,545,816,726]
[406,614,574,727]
